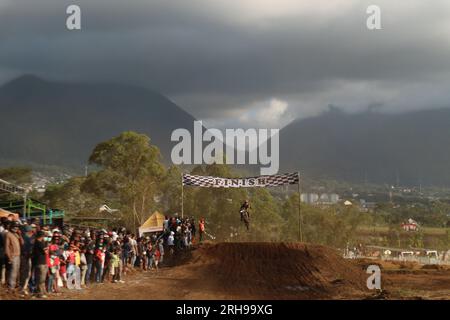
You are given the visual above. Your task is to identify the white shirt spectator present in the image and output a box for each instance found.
[168,233,174,246]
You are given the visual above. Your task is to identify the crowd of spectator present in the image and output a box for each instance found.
[0,213,206,299]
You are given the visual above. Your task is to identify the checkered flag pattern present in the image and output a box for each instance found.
[182,172,299,188]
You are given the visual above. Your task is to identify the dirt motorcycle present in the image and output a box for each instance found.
[240,209,250,231]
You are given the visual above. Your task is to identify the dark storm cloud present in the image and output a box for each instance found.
[1,0,450,127]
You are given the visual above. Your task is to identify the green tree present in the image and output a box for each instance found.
[83,131,166,231]
[160,165,183,214]
[43,177,103,219]
[281,197,369,247]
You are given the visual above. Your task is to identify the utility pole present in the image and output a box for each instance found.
[181,173,184,218]
[396,170,400,188]
[297,172,303,242]
[23,192,27,220]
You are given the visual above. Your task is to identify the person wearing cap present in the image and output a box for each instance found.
[32,230,48,298]
[4,221,22,292]
[19,225,35,296]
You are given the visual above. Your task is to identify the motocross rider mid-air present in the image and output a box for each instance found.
[239,199,251,230]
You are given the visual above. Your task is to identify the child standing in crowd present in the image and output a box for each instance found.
[0,214,198,298]
[110,248,120,283]
[79,246,87,287]
[47,247,60,294]
[153,246,161,272]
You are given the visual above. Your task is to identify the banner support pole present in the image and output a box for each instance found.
[297,172,303,242]
[181,173,184,219]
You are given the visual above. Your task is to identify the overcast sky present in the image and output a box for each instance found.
[1,0,450,129]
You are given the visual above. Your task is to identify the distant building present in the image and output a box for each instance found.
[329,193,339,203]
[359,199,376,211]
[301,193,340,205]
[401,218,419,231]
[300,193,319,204]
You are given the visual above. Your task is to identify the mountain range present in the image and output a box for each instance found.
[2,75,450,186]
[280,107,450,186]
[0,75,196,170]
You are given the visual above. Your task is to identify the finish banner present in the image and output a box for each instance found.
[182,172,299,188]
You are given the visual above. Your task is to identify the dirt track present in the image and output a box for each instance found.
[2,242,449,300]
[51,242,371,300]
[354,259,450,300]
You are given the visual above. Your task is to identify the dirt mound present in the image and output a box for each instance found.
[421,264,449,271]
[175,242,370,299]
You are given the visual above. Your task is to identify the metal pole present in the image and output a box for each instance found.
[133,207,136,234]
[23,193,27,221]
[181,173,184,219]
[297,172,303,242]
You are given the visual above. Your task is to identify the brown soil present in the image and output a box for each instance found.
[1,242,448,300]
[349,258,450,299]
[175,242,369,299]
